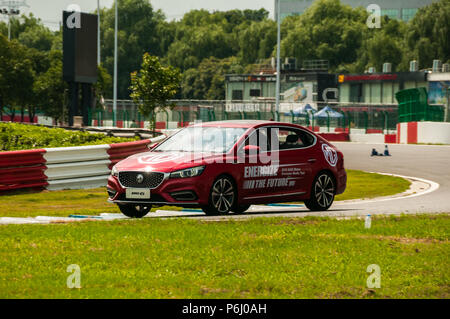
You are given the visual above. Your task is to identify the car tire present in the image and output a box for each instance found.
[304,172,335,211]
[232,204,251,214]
[118,204,152,218]
[202,175,237,216]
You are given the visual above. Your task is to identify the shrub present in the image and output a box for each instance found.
[0,123,139,151]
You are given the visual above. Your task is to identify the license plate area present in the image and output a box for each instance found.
[126,188,150,199]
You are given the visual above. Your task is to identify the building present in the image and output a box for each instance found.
[275,0,438,22]
[224,71,337,113]
[337,72,428,105]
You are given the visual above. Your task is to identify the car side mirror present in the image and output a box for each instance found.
[243,145,260,154]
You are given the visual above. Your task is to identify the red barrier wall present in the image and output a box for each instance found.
[407,122,418,144]
[384,134,397,144]
[0,149,48,191]
[307,126,320,132]
[366,129,383,134]
[155,122,166,130]
[318,133,350,142]
[1,115,38,123]
[334,128,349,133]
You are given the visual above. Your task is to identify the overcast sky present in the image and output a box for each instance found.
[1,0,274,30]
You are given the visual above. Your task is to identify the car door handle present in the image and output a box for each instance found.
[308,158,317,163]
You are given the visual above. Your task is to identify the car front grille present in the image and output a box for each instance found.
[118,171,165,189]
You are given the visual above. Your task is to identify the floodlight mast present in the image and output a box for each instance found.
[113,0,118,126]
[0,0,29,40]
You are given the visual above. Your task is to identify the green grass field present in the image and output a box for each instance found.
[0,214,448,298]
[0,170,410,218]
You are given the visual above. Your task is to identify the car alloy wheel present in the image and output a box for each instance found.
[203,176,236,215]
[315,174,335,208]
[212,177,235,214]
[304,172,335,211]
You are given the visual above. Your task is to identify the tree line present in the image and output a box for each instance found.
[0,0,449,122]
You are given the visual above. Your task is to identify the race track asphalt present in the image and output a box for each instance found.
[159,142,450,219]
[330,142,450,215]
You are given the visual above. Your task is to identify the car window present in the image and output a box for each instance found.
[244,128,270,152]
[276,127,315,150]
[154,127,246,153]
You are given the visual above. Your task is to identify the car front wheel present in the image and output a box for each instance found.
[232,204,251,214]
[304,172,335,211]
[202,176,236,216]
[118,203,152,218]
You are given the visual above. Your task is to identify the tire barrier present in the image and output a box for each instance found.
[0,135,166,192]
[107,139,151,169]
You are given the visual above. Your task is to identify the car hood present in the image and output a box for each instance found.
[114,151,223,173]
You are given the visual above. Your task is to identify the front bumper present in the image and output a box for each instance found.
[107,172,212,207]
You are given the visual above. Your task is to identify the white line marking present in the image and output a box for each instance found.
[335,172,439,205]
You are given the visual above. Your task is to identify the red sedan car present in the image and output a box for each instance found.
[107,120,346,217]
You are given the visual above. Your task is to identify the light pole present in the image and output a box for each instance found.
[113,0,118,126]
[275,0,281,121]
[0,0,29,40]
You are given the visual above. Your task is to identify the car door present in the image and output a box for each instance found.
[270,126,316,197]
[236,126,277,201]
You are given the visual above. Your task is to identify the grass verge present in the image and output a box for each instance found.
[335,170,410,201]
[0,214,448,298]
[0,188,178,218]
[0,170,411,218]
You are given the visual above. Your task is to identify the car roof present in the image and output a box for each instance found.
[190,120,292,129]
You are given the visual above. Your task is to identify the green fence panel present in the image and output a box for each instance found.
[395,87,444,123]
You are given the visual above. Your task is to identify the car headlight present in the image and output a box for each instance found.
[170,166,205,179]
[111,165,119,177]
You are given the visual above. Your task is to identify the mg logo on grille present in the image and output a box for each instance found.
[136,174,144,184]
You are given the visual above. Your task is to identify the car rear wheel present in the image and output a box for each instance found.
[304,172,335,211]
[202,176,236,216]
[118,203,152,218]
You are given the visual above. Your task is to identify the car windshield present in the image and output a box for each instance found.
[154,127,247,153]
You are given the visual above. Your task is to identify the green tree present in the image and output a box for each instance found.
[1,13,58,51]
[238,19,277,65]
[281,0,368,71]
[100,0,167,99]
[33,51,67,123]
[406,0,450,69]
[181,57,244,100]
[364,17,407,72]
[130,53,181,131]
[94,65,113,110]
[0,36,35,122]
[0,35,12,119]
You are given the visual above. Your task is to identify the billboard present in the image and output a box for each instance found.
[63,11,98,84]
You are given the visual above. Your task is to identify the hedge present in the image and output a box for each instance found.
[0,123,138,151]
